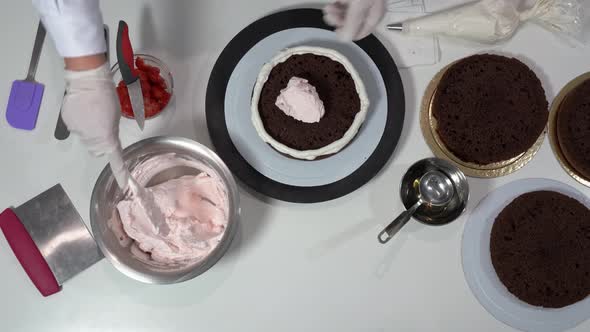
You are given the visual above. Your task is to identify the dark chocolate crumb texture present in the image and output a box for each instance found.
[258,54,360,151]
[557,79,590,180]
[491,191,590,308]
[433,54,548,165]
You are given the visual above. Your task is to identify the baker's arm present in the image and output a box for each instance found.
[32,0,107,70]
[32,0,121,156]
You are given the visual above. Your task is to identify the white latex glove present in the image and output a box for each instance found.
[323,0,386,41]
[62,63,121,157]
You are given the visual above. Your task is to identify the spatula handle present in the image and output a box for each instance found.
[0,209,60,297]
[26,22,46,81]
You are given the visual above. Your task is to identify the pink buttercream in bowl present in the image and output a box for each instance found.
[90,136,239,284]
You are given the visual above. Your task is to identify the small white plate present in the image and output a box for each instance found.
[462,178,590,332]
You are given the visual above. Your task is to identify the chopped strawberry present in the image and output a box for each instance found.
[160,92,171,107]
[117,56,170,119]
[152,88,165,99]
[148,66,160,75]
[135,57,147,71]
[148,71,162,85]
[144,100,160,118]
[138,71,149,83]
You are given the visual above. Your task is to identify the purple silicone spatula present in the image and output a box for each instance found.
[6,22,46,131]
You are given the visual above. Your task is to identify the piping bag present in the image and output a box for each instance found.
[387,0,586,43]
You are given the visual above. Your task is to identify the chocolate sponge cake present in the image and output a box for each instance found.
[557,79,590,180]
[490,191,590,308]
[258,54,360,151]
[251,46,369,160]
[432,54,548,165]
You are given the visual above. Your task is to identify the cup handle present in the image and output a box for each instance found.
[378,201,421,244]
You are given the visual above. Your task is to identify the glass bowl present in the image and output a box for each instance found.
[111,54,174,120]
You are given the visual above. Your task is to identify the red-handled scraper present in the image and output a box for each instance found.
[0,185,103,297]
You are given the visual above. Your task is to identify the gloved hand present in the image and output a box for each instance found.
[323,0,386,41]
[62,62,121,156]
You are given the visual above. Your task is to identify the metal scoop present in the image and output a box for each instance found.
[378,171,454,244]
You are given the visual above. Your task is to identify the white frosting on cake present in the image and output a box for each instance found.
[251,46,370,160]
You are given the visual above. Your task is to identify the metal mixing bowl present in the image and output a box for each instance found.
[400,158,469,225]
[90,136,240,284]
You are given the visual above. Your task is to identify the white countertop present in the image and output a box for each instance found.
[1,1,589,331]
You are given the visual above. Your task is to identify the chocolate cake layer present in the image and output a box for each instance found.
[433,54,548,164]
[491,191,590,308]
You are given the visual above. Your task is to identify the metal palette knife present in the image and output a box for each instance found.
[0,185,103,297]
[6,22,46,131]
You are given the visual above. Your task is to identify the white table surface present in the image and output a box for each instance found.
[1,1,589,331]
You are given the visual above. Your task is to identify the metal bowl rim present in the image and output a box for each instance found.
[90,136,240,284]
[398,157,470,226]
